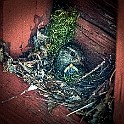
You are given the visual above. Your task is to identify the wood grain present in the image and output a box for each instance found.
[68,0,117,39]
[114,0,124,123]
[75,17,116,69]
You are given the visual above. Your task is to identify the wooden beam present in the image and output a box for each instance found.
[68,0,117,39]
[0,0,3,39]
[114,0,124,123]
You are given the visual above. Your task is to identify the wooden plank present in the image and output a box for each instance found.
[3,0,52,57]
[114,0,124,124]
[68,0,117,39]
[75,17,116,69]
[0,1,3,39]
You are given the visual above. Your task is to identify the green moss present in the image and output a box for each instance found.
[47,8,79,56]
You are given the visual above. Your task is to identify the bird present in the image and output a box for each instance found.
[53,42,88,82]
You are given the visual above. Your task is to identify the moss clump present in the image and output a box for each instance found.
[47,8,79,56]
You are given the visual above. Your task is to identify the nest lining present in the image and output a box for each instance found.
[0,8,115,124]
[0,40,115,124]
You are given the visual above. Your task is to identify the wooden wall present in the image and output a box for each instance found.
[114,0,124,123]
[3,0,52,57]
[68,0,117,39]
[0,1,3,39]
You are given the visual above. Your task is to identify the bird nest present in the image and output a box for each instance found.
[0,8,115,124]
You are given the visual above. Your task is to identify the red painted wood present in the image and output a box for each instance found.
[68,0,117,38]
[114,0,124,124]
[1,0,121,123]
[0,1,87,124]
[0,65,87,124]
[76,17,115,69]
[3,0,52,57]
[0,1,3,39]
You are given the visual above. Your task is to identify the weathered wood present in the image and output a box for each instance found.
[3,0,53,57]
[114,0,124,123]
[0,1,3,39]
[68,0,117,39]
[0,0,120,123]
[75,17,116,69]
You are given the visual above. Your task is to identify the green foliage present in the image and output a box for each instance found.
[47,8,78,56]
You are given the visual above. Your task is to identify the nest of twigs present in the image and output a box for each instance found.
[0,8,115,124]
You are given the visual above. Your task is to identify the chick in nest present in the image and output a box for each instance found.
[53,42,88,82]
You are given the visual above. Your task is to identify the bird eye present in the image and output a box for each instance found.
[70,51,75,56]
